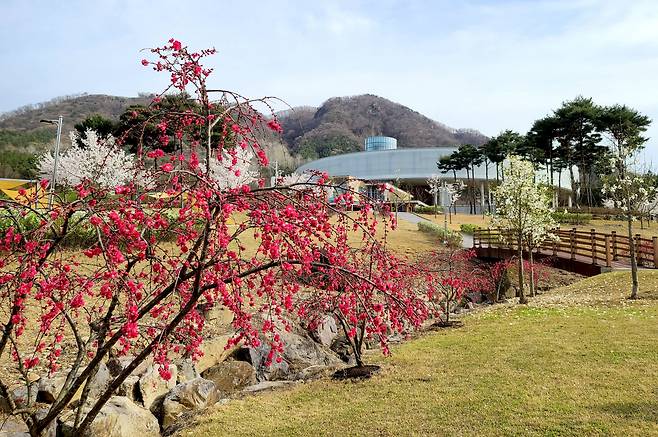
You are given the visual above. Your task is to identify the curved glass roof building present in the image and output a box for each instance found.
[296,147,467,183]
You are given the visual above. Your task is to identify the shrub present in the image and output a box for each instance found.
[415,205,443,214]
[459,223,481,234]
[418,221,462,247]
[566,207,623,220]
[551,211,592,225]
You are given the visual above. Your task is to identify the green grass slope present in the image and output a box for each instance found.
[181,271,658,436]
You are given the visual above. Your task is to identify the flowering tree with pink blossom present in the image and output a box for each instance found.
[0,40,436,436]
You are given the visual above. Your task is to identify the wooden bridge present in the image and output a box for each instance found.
[472,228,658,276]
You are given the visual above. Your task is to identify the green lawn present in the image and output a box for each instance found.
[181,271,658,436]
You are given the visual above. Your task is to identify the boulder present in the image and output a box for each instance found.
[115,375,139,402]
[330,334,354,363]
[35,408,57,437]
[466,291,484,304]
[292,364,343,381]
[310,316,338,347]
[37,363,110,405]
[138,364,178,410]
[196,334,234,374]
[161,378,219,428]
[176,357,200,384]
[200,360,256,393]
[0,418,28,437]
[60,396,159,437]
[239,331,342,381]
[0,384,38,413]
[241,380,296,394]
[106,356,152,378]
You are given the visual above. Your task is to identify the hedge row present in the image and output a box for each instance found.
[417,221,462,247]
[459,223,481,235]
[551,212,592,225]
[0,208,181,248]
[415,205,443,214]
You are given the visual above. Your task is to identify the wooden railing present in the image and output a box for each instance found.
[472,228,658,269]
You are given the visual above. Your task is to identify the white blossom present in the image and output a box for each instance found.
[207,147,258,190]
[276,172,331,197]
[38,130,137,190]
[602,148,658,220]
[491,155,557,248]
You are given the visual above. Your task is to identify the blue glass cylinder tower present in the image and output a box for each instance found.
[364,136,397,151]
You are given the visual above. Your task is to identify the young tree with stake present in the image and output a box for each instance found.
[491,156,555,304]
[599,104,652,299]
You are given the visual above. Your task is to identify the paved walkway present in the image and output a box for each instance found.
[396,212,472,249]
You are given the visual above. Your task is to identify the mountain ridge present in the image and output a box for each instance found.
[0,93,487,160]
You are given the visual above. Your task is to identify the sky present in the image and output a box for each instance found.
[2,0,658,162]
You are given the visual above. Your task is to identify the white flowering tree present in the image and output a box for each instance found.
[598,104,652,299]
[491,155,556,303]
[426,174,442,217]
[38,130,137,190]
[208,146,259,189]
[445,180,465,223]
[602,156,658,299]
[277,172,334,199]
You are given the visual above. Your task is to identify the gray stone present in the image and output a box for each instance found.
[35,407,57,437]
[241,331,342,381]
[0,418,29,437]
[37,363,110,405]
[138,364,178,410]
[201,360,256,393]
[176,357,200,384]
[115,375,139,402]
[161,377,219,428]
[196,334,234,374]
[466,291,484,304]
[0,384,38,413]
[106,356,153,378]
[60,396,159,437]
[311,316,338,347]
[293,364,343,381]
[241,380,296,394]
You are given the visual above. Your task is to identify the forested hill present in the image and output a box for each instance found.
[278,94,487,159]
[0,94,153,135]
[0,94,486,163]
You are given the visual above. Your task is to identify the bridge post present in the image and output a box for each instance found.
[570,228,576,260]
[605,236,612,267]
[611,231,618,261]
[591,229,597,264]
[653,236,658,268]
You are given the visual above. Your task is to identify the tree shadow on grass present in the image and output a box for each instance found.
[598,401,658,423]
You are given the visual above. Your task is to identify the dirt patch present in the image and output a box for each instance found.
[427,320,464,330]
[332,365,381,380]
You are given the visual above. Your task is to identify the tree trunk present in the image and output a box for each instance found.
[485,159,490,213]
[627,214,640,299]
[569,166,577,208]
[517,237,527,304]
[528,248,535,297]
[557,171,561,207]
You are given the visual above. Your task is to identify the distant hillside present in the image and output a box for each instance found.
[0,93,488,177]
[278,94,487,159]
[0,93,153,135]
